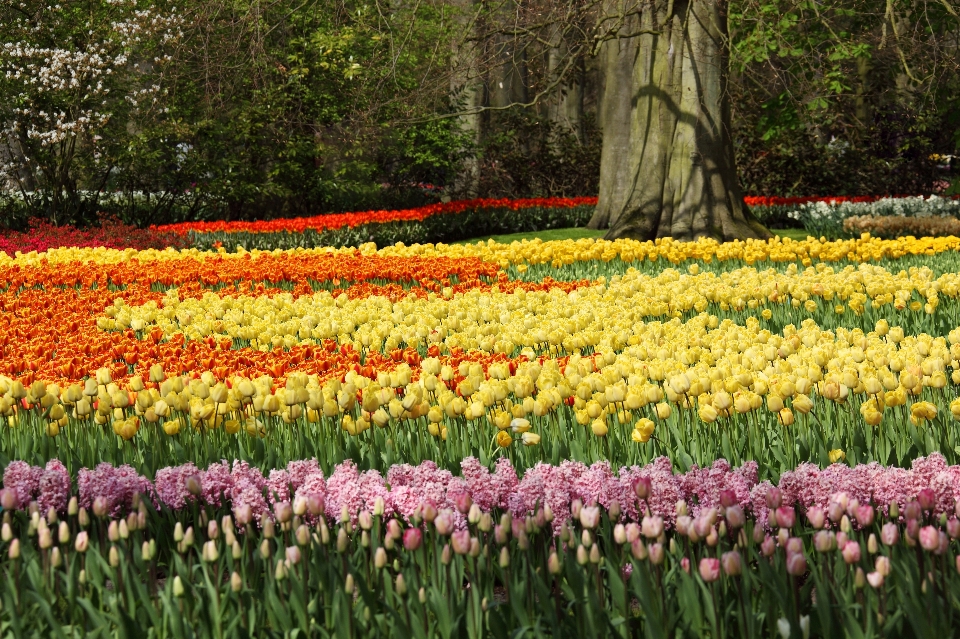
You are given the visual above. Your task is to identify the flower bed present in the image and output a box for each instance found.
[3,228,960,634]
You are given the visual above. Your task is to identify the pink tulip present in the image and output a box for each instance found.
[451,530,471,555]
[631,538,648,560]
[786,552,807,576]
[880,521,900,546]
[633,477,651,500]
[719,490,737,509]
[725,505,745,529]
[698,557,721,582]
[285,546,301,565]
[814,531,836,553]
[919,525,940,551]
[776,506,796,529]
[648,543,665,565]
[948,519,960,540]
[765,487,782,509]
[806,506,825,529]
[680,557,690,574]
[579,506,601,530]
[721,551,742,576]
[917,489,937,512]
[866,571,884,589]
[786,537,803,555]
[625,523,641,543]
[761,536,776,557]
[904,501,922,521]
[855,505,874,528]
[403,528,422,551]
[434,510,455,536]
[841,541,861,564]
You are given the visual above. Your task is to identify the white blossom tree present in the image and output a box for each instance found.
[0,0,181,223]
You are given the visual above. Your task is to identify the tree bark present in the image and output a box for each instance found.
[589,0,771,241]
[546,22,585,147]
[450,0,482,197]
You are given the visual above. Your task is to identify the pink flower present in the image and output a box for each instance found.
[2,460,42,509]
[919,525,940,551]
[721,551,742,576]
[841,541,861,564]
[38,460,71,514]
[881,523,900,546]
[866,571,884,588]
[698,557,720,582]
[403,528,422,551]
[806,506,825,529]
[786,552,807,576]
[451,530,471,555]
[579,506,601,529]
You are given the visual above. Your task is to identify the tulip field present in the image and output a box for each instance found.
[7,204,960,637]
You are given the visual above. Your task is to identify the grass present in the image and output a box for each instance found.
[456,227,809,244]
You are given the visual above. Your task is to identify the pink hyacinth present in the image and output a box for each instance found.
[3,460,42,509]
[37,460,71,514]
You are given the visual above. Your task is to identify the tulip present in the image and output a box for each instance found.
[395,574,407,596]
[642,515,664,539]
[776,506,796,529]
[579,506,600,530]
[722,551,742,576]
[806,506,825,529]
[648,543,665,565]
[919,525,940,551]
[881,522,900,546]
[855,505,875,528]
[75,531,89,553]
[633,477,652,500]
[761,536,776,557]
[698,557,720,582]
[548,552,562,574]
[613,524,627,545]
[631,538,648,560]
[403,528,422,551]
[867,571,884,589]
[0,523,9,543]
[867,534,878,554]
[725,505,745,529]
[231,572,243,592]
[173,576,185,597]
[841,541,861,564]
[876,556,891,577]
[434,511,454,536]
[451,530,471,555]
[786,552,807,576]
[814,531,836,553]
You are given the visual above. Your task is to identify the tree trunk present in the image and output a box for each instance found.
[450,0,482,197]
[589,0,771,241]
[546,23,585,147]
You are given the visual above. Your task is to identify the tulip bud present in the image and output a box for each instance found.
[107,521,120,542]
[880,522,900,546]
[576,545,589,565]
[854,567,866,589]
[0,523,11,543]
[722,550,742,576]
[441,544,452,565]
[286,545,301,566]
[182,526,194,548]
[173,576,185,597]
[260,539,271,559]
[142,541,152,561]
[613,524,627,545]
[208,520,219,540]
[275,559,287,581]
[786,552,807,576]
[761,536,776,557]
[418,587,426,603]
[174,522,184,542]
[806,506,825,529]
[649,543,664,565]
[263,517,276,539]
[109,545,120,567]
[58,521,70,545]
[78,507,89,528]
[231,572,242,592]
[403,528,422,551]
[68,497,78,516]
[203,540,219,563]
[867,534,879,554]
[842,541,861,564]
[50,547,62,568]
[548,551,562,574]
[588,544,600,564]
[371,547,387,569]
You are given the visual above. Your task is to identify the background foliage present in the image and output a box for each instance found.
[0,0,956,230]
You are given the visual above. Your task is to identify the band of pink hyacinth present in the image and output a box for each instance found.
[4,454,960,532]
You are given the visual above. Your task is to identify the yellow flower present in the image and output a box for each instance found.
[828,449,845,464]
[761,309,772,321]
[496,431,512,448]
[521,432,541,446]
[591,418,608,437]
